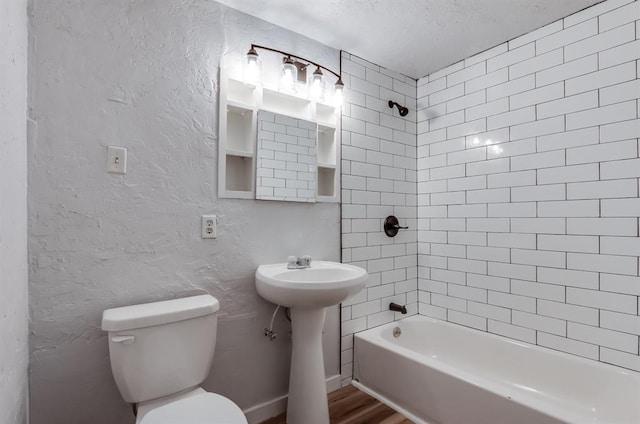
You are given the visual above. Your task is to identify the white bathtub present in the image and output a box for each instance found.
[353,315,640,424]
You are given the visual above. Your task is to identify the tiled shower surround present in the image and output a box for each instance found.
[416,0,640,371]
[340,52,418,384]
[340,0,640,381]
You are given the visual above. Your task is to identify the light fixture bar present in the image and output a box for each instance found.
[249,44,342,81]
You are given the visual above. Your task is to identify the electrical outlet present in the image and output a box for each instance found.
[107,146,127,174]
[201,215,216,239]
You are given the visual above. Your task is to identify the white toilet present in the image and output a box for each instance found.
[101,294,248,424]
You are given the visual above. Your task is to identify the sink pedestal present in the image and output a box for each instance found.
[286,307,329,424]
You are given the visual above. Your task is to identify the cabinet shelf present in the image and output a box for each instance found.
[226,149,253,158]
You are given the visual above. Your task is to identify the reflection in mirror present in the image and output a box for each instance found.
[256,110,317,202]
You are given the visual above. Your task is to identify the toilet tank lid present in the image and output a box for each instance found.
[102,295,220,332]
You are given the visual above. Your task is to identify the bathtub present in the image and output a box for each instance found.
[353,315,640,424]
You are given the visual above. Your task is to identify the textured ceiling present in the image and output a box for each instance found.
[216,0,603,79]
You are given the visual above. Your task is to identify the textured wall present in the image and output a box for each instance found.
[339,52,418,384]
[0,0,29,423]
[27,1,340,423]
[417,0,640,371]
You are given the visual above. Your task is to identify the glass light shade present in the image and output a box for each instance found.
[243,47,261,85]
[333,78,345,107]
[309,67,325,100]
[280,57,297,94]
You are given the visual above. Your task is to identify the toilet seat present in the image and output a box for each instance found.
[139,391,247,424]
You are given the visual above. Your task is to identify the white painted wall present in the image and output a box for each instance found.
[416,0,640,371]
[0,0,29,423]
[27,1,340,423]
[339,52,418,384]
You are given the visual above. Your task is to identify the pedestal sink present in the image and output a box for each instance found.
[255,261,368,424]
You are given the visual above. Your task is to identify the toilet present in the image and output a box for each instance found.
[101,294,248,424]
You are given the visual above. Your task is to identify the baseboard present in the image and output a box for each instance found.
[243,374,342,424]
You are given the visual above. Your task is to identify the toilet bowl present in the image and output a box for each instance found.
[101,294,248,424]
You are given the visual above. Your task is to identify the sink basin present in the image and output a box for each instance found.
[255,261,368,308]
[255,260,368,424]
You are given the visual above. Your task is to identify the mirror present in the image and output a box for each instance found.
[256,110,317,202]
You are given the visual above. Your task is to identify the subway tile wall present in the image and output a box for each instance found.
[416,0,640,371]
[340,52,418,384]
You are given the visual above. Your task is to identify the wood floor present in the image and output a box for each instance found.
[259,385,413,424]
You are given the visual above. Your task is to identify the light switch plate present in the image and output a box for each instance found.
[107,146,127,174]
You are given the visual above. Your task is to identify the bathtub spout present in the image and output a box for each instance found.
[389,303,407,314]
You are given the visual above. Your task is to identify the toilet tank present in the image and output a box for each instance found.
[101,295,220,403]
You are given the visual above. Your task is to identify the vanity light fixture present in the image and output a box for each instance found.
[244,44,345,106]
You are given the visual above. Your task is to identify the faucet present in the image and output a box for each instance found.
[389,302,407,314]
[287,255,312,269]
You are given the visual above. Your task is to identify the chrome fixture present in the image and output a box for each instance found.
[287,255,312,269]
[388,100,409,116]
[245,44,345,105]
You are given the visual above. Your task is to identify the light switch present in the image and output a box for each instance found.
[107,146,127,174]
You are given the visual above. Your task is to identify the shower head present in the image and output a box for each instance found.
[388,100,409,117]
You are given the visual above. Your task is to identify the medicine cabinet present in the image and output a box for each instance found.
[218,65,340,202]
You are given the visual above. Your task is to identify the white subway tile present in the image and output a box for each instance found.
[538,164,599,184]
[488,202,536,217]
[565,23,635,62]
[600,78,640,107]
[568,217,638,236]
[432,268,466,284]
[488,170,537,188]
[512,248,566,268]
[466,98,509,121]
[566,62,637,96]
[447,119,487,139]
[601,158,640,180]
[448,204,487,218]
[429,110,465,131]
[489,320,538,344]
[537,267,599,290]
[536,54,598,87]
[488,291,536,313]
[537,332,599,360]
[487,75,536,101]
[467,273,510,292]
[420,303,448,320]
[430,83,464,106]
[599,1,640,32]
[429,164,465,180]
[467,245,511,262]
[567,252,638,276]
[567,100,637,130]
[418,77,446,98]
[537,91,599,120]
[465,68,509,94]
[467,188,511,204]
[448,310,487,331]
[509,49,563,79]
[420,279,447,295]
[448,257,488,274]
[431,191,465,205]
[538,234,600,253]
[513,310,567,336]
[563,0,633,27]
[601,236,640,256]
[487,107,535,130]
[537,19,598,54]
[601,310,640,336]
[448,284,487,303]
[511,150,565,171]
[510,116,565,141]
[567,179,638,199]
[430,218,466,231]
[513,279,566,301]
[600,347,640,372]
[468,301,511,322]
[467,218,510,232]
[487,43,535,72]
[447,62,486,87]
[510,20,563,49]
[487,138,536,159]
[511,218,566,234]
[599,39,640,68]
[429,138,465,156]
[601,198,640,217]
[467,158,510,176]
[488,261,536,281]
[538,200,600,217]
[538,299,599,326]
[568,322,638,353]
[512,184,566,203]
[447,147,486,165]
[600,119,640,143]
[510,82,564,110]
[488,233,536,249]
[465,44,509,67]
[537,127,599,152]
[431,293,466,312]
[601,273,640,296]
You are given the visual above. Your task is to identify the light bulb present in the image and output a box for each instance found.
[333,77,345,107]
[244,46,261,85]
[280,56,297,93]
[309,67,325,100]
